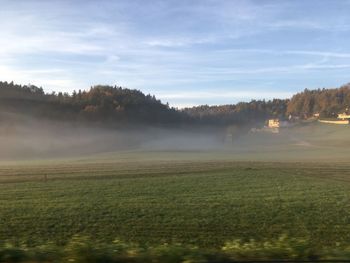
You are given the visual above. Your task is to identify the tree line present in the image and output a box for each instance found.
[286,84,350,118]
[183,99,288,125]
[0,81,187,126]
[1,81,349,126]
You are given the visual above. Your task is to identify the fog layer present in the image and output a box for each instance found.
[2,112,350,162]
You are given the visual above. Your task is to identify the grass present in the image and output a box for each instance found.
[1,157,350,250]
[0,235,326,262]
[1,122,350,261]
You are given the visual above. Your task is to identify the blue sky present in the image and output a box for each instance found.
[1,0,350,107]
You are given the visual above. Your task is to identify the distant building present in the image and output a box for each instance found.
[268,119,280,128]
[268,119,290,128]
[318,110,350,125]
[337,113,350,120]
[318,119,349,125]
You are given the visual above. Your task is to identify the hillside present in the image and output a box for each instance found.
[183,84,350,123]
[183,99,288,125]
[1,80,350,127]
[287,83,350,118]
[0,81,185,125]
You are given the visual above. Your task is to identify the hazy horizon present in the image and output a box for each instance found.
[1,79,349,109]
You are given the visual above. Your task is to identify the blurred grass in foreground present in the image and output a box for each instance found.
[3,235,350,262]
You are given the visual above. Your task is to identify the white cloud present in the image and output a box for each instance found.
[216,48,350,59]
[157,90,293,100]
[158,90,294,108]
[285,50,350,59]
[266,20,325,30]
[0,65,81,92]
[144,37,215,48]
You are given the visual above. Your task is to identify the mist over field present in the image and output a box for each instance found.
[2,109,350,162]
[2,81,350,162]
[0,112,227,160]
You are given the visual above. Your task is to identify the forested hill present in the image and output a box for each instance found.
[184,83,350,123]
[183,99,288,125]
[287,83,350,118]
[1,81,350,126]
[0,81,186,125]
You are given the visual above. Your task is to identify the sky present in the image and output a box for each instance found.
[1,0,350,108]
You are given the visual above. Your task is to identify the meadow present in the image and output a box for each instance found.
[1,157,350,249]
[1,123,350,261]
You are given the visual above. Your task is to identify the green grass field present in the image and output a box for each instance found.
[1,122,350,262]
[1,157,350,249]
